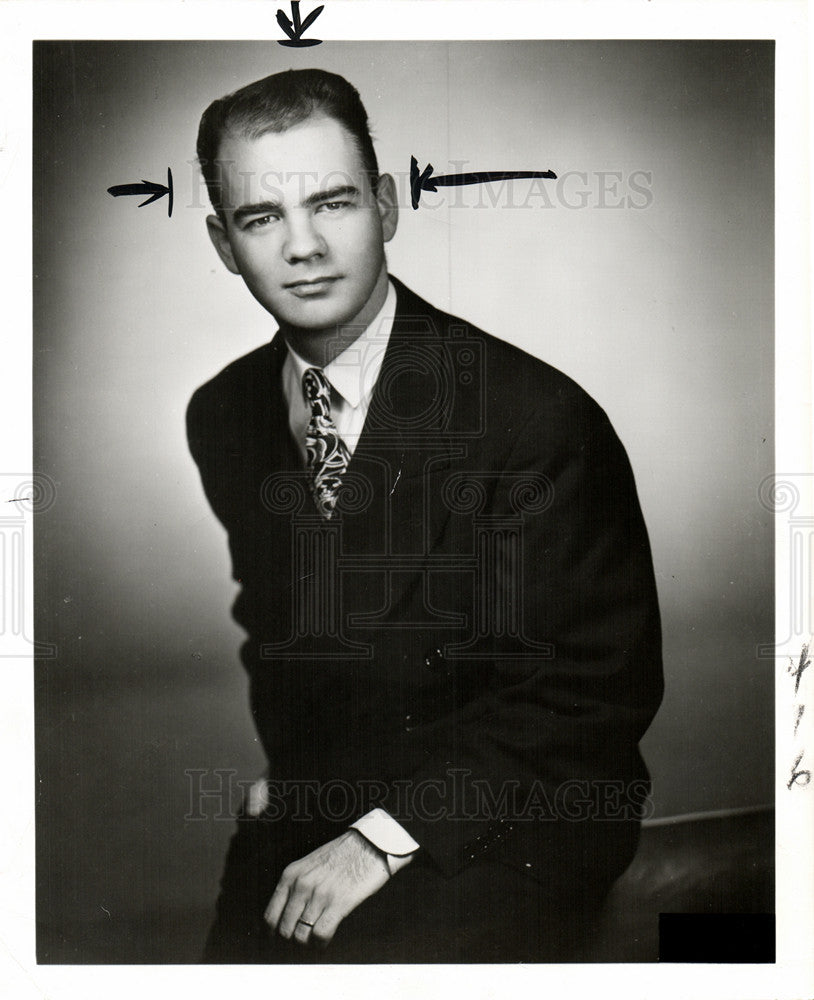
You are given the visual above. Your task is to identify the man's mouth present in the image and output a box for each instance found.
[285,277,341,295]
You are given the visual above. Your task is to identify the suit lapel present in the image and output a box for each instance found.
[264,332,303,475]
[338,279,455,618]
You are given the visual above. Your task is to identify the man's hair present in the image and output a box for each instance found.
[197,68,379,221]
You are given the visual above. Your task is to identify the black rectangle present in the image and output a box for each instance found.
[659,913,776,963]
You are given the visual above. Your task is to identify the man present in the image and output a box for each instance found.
[187,68,663,963]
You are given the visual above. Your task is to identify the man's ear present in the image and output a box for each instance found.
[375,174,399,244]
[206,214,241,275]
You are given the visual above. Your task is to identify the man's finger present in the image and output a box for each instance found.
[278,882,314,939]
[292,897,324,945]
[292,918,313,945]
[311,906,343,949]
[311,890,363,950]
[264,879,291,931]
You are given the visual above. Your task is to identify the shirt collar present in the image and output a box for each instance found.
[285,280,397,409]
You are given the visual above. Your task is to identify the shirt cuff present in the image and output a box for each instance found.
[245,773,269,817]
[350,808,420,875]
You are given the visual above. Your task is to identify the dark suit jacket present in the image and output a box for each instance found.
[187,276,663,893]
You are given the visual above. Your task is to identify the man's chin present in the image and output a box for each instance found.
[275,302,361,333]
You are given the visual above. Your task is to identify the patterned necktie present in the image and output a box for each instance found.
[302,367,351,519]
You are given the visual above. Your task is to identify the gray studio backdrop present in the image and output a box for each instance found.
[34,40,773,961]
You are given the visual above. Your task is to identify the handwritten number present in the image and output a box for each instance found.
[788,642,810,696]
[787,752,811,790]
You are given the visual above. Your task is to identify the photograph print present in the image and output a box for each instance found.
[33,39,774,964]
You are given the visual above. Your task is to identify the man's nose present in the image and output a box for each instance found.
[283,212,327,263]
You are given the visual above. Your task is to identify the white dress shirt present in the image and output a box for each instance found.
[248,280,419,874]
[282,280,397,464]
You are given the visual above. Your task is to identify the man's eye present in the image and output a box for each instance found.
[319,201,350,212]
[245,215,278,230]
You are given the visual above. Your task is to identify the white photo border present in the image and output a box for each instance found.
[1,2,811,999]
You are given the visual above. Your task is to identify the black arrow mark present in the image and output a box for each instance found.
[107,168,173,217]
[277,1,324,46]
[410,156,556,210]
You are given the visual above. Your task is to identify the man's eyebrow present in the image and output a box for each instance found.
[301,184,360,209]
[232,186,362,225]
[232,200,283,226]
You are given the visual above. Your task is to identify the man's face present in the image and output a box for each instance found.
[208,115,396,332]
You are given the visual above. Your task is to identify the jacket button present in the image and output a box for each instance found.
[423,648,445,672]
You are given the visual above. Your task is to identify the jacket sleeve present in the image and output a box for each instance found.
[380,394,664,876]
[185,383,231,530]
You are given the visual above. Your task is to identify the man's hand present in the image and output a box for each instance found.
[265,830,391,948]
